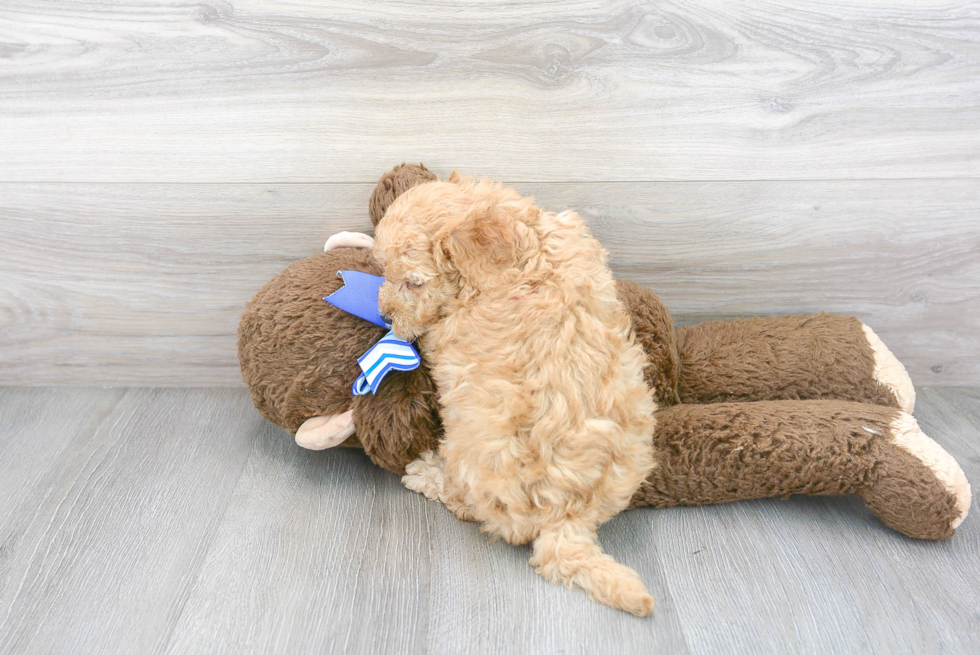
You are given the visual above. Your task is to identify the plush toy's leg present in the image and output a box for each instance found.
[631,400,970,540]
[295,411,356,450]
[324,231,375,252]
[675,314,915,411]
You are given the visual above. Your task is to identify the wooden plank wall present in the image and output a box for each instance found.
[1,0,978,385]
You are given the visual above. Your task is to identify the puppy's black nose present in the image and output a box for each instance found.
[382,314,392,325]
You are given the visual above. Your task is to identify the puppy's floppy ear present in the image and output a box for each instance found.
[434,199,517,285]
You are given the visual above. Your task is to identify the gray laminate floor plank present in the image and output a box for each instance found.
[161,426,435,654]
[0,388,125,525]
[0,387,977,654]
[162,422,692,654]
[0,388,256,655]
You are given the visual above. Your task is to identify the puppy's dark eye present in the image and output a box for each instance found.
[404,280,423,290]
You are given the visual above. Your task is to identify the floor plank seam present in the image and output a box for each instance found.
[151,433,258,655]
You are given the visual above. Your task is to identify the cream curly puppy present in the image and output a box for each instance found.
[375,174,657,616]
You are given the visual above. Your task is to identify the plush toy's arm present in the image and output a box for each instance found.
[631,400,970,539]
[675,314,915,412]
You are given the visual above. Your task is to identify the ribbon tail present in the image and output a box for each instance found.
[352,375,372,396]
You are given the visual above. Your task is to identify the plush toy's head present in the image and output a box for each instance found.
[237,246,442,473]
[238,248,379,436]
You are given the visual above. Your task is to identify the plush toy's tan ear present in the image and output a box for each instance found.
[295,411,355,450]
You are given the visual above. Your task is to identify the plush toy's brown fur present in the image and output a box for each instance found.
[238,164,970,542]
[676,313,901,407]
[239,248,380,434]
[369,162,438,228]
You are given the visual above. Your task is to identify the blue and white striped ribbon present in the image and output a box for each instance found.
[323,269,421,395]
[352,330,421,396]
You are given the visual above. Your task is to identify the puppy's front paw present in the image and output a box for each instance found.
[402,451,445,502]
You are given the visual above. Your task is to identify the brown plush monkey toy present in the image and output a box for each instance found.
[238,164,970,540]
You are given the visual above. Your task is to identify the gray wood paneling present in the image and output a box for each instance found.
[0,1,977,182]
[0,183,373,386]
[1,180,977,385]
[0,386,977,654]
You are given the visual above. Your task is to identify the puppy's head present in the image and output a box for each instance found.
[375,173,540,341]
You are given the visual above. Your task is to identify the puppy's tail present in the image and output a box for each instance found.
[530,522,654,617]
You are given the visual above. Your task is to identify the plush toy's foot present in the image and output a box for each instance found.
[861,323,916,413]
[634,401,970,540]
[861,411,970,538]
[295,411,355,450]
[324,231,375,252]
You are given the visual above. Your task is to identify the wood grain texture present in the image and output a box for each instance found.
[0,183,373,386]
[0,0,978,182]
[1,179,977,385]
[0,387,256,655]
[163,421,691,654]
[0,387,125,529]
[0,386,977,654]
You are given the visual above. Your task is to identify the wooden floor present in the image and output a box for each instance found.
[0,386,976,654]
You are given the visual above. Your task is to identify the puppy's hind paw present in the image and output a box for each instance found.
[402,451,445,502]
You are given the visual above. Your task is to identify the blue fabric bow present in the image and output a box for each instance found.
[324,270,421,395]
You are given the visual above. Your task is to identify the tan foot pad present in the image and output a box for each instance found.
[891,412,971,529]
[863,324,916,413]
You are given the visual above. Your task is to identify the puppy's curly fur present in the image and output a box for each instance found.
[375,174,657,616]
